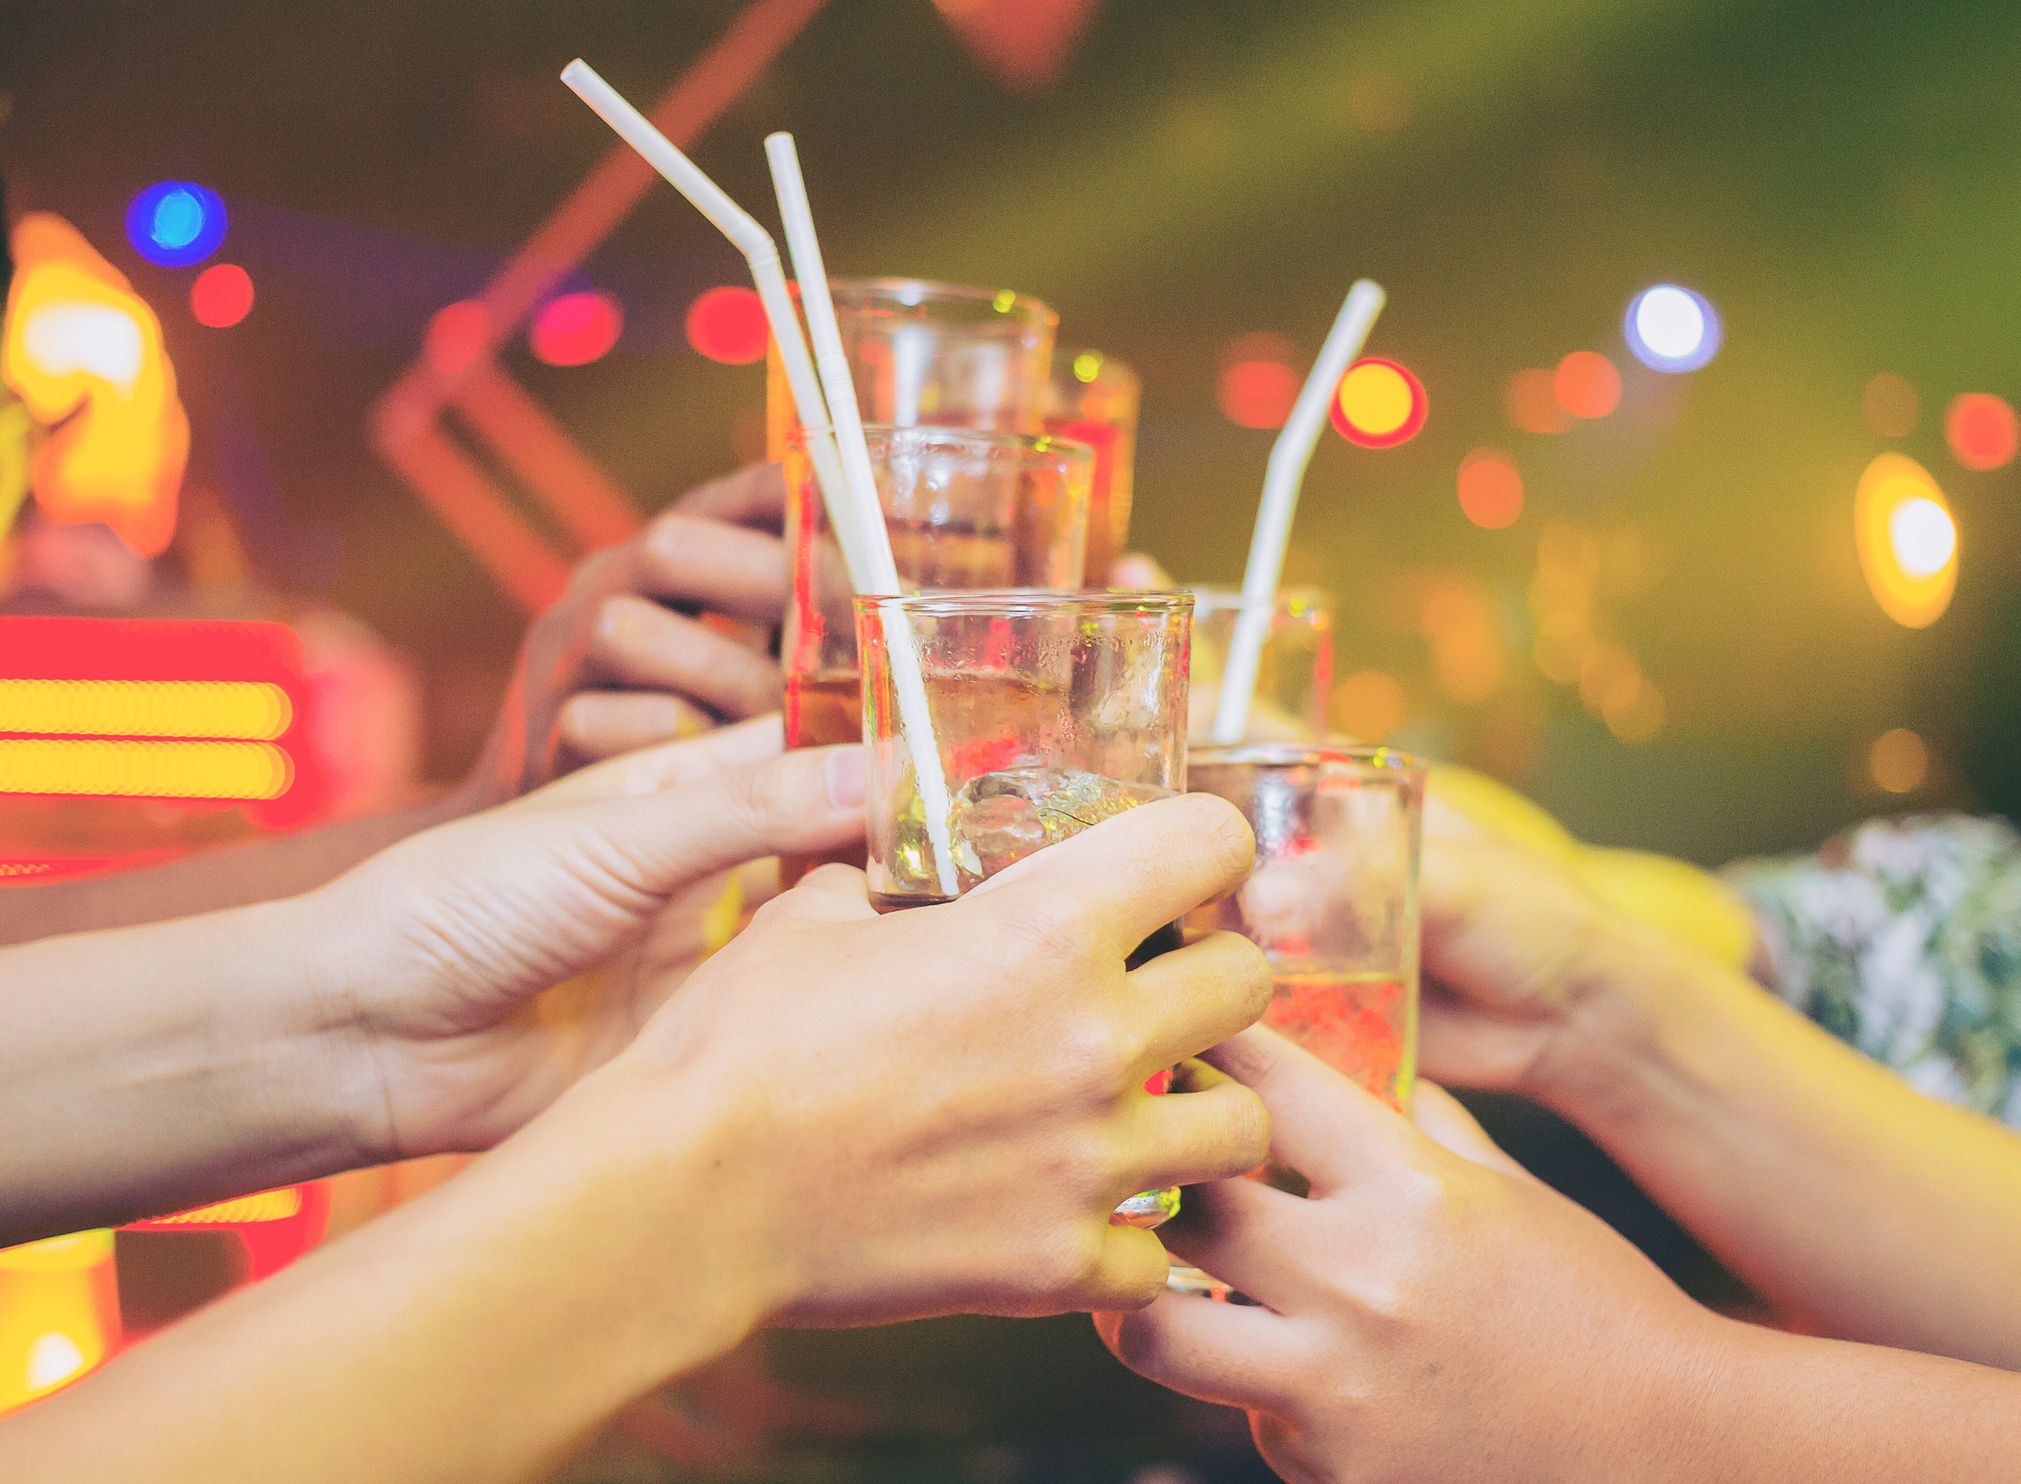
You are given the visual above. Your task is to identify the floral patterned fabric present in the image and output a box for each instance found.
[1723,812,2021,1129]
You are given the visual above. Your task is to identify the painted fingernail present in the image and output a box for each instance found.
[825,745,866,808]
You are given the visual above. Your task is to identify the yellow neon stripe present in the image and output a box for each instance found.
[0,739,293,800]
[148,1189,302,1225]
[0,679,291,740]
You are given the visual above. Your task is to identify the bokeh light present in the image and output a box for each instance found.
[529,291,622,367]
[124,181,228,268]
[1330,357,1427,447]
[1623,285,1720,372]
[1862,373,1920,437]
[1554,351,1621,419]
[685,285,768,365]
[424,300,491,377]
[1870,728,1929,794]
[1071,350,1104,383]
[190,264,254,328]
[1855,453,1956,629]
[1219,358,1299,429]
[1456,448,1523,529]
[1504,369,1566,434]
[1945,392,2018,472]
[1329,669,1406,740]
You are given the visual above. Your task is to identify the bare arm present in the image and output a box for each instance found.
[1421,832,2021,1369]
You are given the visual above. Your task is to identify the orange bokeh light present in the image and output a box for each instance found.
[1330,357,1427,448]
[1457,448,1523,529]
[1945,393,2018,472]
[1855,452,1956,629]
[1219,359,1300,429]
[1505,368,1566,434]
[1554,351,1621,419]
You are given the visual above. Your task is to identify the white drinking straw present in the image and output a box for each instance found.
[765,132,961,897]
[1211,279,1387,744]
[559,60,870,593]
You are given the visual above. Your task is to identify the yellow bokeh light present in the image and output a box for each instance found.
[0,738,293,799]
[1336,361,1413,436]
[0,679,291,740]
[1870,728,1929,794]
[0,1231,115,1412]
[1855,453,1956,629]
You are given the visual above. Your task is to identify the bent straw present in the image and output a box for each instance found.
[1211,279,1386,744]
[559,60,870,593]
[766,132,960,896]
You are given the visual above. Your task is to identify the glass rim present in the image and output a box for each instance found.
[852,588,1194,618]
[814,276,1058,330]
[1190,741,1427,781]
[785,424,1096,466]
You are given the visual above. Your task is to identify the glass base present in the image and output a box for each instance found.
[1164,1263,1232,1300]
[1110,1186,1180,1229]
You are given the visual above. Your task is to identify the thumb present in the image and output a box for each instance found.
[561,745,866,904]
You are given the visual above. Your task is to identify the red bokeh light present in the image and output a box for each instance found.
[1505,369,1566,434]
[1219,360,1300,429]
[190,263,254,328]
[529,291,622,368]
[1946,393,2019,472]
[1554,351,1621,419]
[685,285,769,365]
[1329,357,1428,448]
[1457,448,1523,529]
[424,300,492,377]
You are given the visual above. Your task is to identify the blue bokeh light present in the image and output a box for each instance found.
[126,181,229,268]
[1623,284,1720,373]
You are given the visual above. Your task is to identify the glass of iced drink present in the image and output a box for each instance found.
[856,589,1193,1227]
[1186,587,1334,742]
[1041,349,1140,586]
[1186,744,1424,1109]
[765,278,1057,457]
[780,428,1093,883]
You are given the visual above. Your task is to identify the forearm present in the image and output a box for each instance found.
[1669,1319,2021,1481]
[0,895,377,1244]
[0,794,463,945]
[1544,937,2021,1367]
[0,1072,776,1484]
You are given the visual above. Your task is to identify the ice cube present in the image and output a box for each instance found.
[949,765,1171,886]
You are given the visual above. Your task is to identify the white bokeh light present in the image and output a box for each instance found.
[1624,284,1720,372]
[1890,496,1956,579]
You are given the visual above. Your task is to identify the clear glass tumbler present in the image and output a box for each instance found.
[856,590,1193,1227]
[1042,349,1141,586]
[766,278,1058,458]
[1186,587,1335,742]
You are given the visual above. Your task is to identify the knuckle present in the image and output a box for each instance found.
[1051,1010,1138,1098]
[1029,1222,1108,1297]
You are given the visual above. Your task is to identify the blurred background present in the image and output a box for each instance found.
[2,0,2018,1475]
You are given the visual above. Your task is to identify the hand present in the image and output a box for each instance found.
[318,717,864,1164]
[580,792,1276,1325]
[1096,1028,1725,1484]
[456,462,790,810]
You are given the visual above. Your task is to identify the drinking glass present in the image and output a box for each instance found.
[1186,587,1335,742]
[1169,742,1424,1297]
[856,590,1192,1226]
[1042,349,1140,586]
[766,278,1058,458]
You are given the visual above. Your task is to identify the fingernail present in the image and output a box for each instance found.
[824,745,866,808]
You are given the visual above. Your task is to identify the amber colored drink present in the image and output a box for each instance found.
[1263,970,1413,1111]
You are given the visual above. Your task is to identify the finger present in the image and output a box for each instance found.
[589,595,783,719]
[762,862,878,924]
[969,794,1256,960]
[630,512,788,620]
[576,747,864,900]
[1105,552,1173,590]
[557,691,715,762]
[1416,982,1553,1092]
[519,715,784,806]
[670,461,788,531]
[1124,930,1273,1074]
[1123,1075,1271,1194]
[1411,1080,1536,1181]
[1202,1025,1409,1196]
[1420,833,1592,1020]
[1154,1176,1311,1314]
[1057,1224,1171,1314]
[1094,1292,1304,1411]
